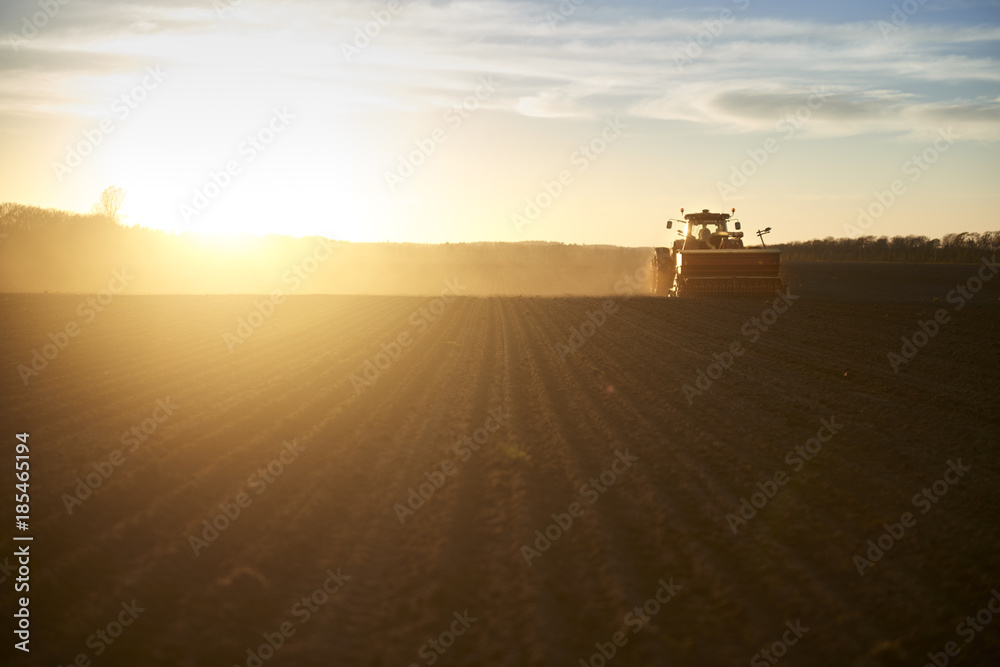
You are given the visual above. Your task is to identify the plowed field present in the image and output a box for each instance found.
[1,262,998,666]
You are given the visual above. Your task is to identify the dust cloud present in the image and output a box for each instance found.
[0,230,654,296]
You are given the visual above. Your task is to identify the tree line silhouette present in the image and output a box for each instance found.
[0,201,118,231]
[2,201,996,274]
[778,232,999,264]
[0,201,651,294]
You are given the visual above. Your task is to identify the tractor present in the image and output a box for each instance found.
[652,208,784,297]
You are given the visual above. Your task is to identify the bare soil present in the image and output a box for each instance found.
[1,262,998,666]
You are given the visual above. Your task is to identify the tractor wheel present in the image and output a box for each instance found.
[651,248,675,296]
[655,269,674,296]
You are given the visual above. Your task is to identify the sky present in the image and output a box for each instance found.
[1,0,998,246]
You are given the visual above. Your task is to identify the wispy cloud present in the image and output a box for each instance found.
[2,0,998,139]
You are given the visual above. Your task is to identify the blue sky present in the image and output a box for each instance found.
[1,0,998,245]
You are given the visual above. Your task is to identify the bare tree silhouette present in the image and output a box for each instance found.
[92,186,125,225]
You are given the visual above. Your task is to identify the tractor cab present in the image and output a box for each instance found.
[667,209,744,250]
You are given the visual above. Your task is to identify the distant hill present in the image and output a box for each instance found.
[0,203,650,295]
[2,202,996,294]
